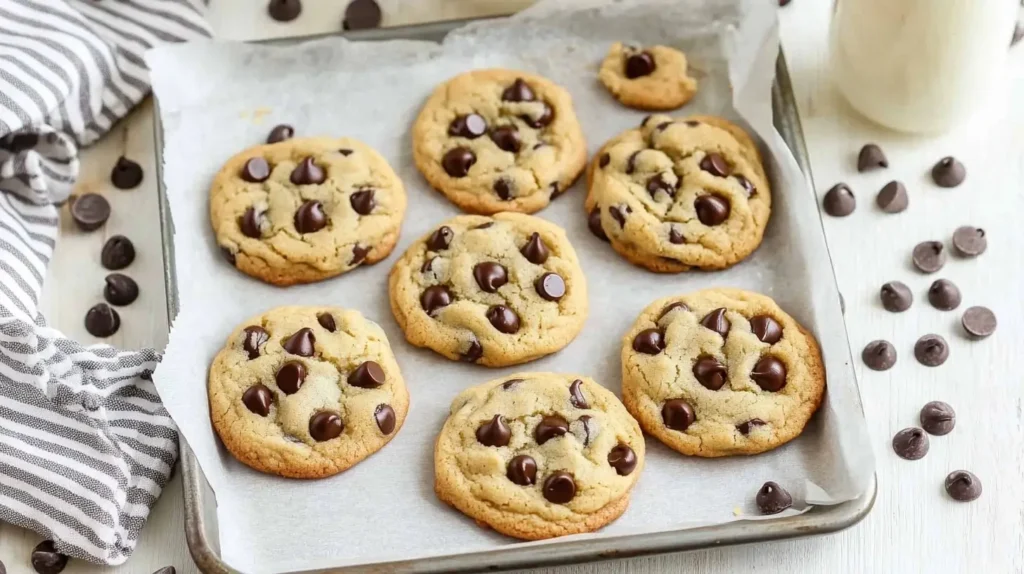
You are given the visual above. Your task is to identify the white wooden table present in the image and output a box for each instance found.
[3,1,1023,572]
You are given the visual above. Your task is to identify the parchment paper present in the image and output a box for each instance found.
[146,0,874,571]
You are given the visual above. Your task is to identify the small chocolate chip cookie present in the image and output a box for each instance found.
[412,69,587,215]
[598,43,698,110]
[208,306,409,478]
[434,373,645,540]
[621,288,824,457]
[210,137,406,286]
[389,213,588,367]
[586,114,771,272]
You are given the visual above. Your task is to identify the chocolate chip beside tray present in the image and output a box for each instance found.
[857,143,887,172]
[880,281,913,312]
[945,470,982,502]
[101,235,135,270]
[892,427,929,460]
[862,340,897,371]
[755,481,793,515]
[931,156,966,187]
[31,540,68,574]
[69,193,110,231]
[267,0,301,22]
[104,273,139,306]
[85,303,120,337]
[110,156,143,189]
[343,0,382,30]
[822,183,855,216]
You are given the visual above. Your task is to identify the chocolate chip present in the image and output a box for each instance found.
[756,482,793,515]
[749,315,782,344]
[588,207,609,241]
[658,121,675,131]
[693,356,727,390]
[632,328,665,354]
[242,326,268,359]
[669,226,685,244]
[101,235,135,270]
[876,181,908,213]
[521,103,553,128]
[31,541,68,574]
[275,361,306,394]
[578,415,594,446]
[931,156,966,187]
[624,150,642,174]
[599,153,610,168]
[548,183,561,201]
[501,78,535,102]
[920,401,955,436]
[103,273,139,306]
[242,384,272,416]
[694,195,730,225]
[351,244,370,265]
[737,419,765,435]
[892,427,929,460]
[461,339,483,362]
[426,226,454,250]
[241,157,270,182]
[543,471,576,503]
[646,173,675,198]
[486,305,520,334]
[420,257,435,274]
[420,285,452,315]
[294,200,327,233]
[240,207,265,238]
[610,204,631,227]
[928,279,961,311]
[221,247,236,265]
[880,281,913,312]
[267,0,301,21]
[914,334,949,367]
[374,403,396,434]
[751,356,786,391]
[699,153,730,177]
[662,399,695,431]
[857,143,888,172]
[84,303,119,337]
[822,183,855,217]
[309,411,343,441]
[535,272,565,301]
[489,126,521,153]
[912,241,946,273]
[502,379,523,390]
[659,301,689,320]
[961,306,997,339]
[338,148,353,156]
[473,262,508,292]
[342,0,382,30]
[951,226,986,257]
[608,444,638,476]
[350,189,375,215]
[735,174,756,197]
[493,178,514,200]
[348,360,385,388]
[110,156,143,189]
[535,415,569,444]
[700,308,730,337]
[283,327,315,356]
[476,414,511,446]
[569,379,589,409]
[317,313,336,332]
[519,232,549,264]
[945,470,982,502]
[266,124,294,144]
[473,222,494,230]
[70,193,110,231]
[862,340,897,371]
[624,51,656,78]
[507,455,537,485]
[448,114,487,138]
[442,147,475,177]
[290,157,325,185]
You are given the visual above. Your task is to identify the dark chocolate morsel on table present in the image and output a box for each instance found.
[31,540,69,574]
[891,427,929,460]
[875,180,908,213]
[930,156,966,187]
[70,193,110,231]
[267,0,301,22]
[879,281,912,312]
[927,279,961,311]
[101,235,135,270]
[103,273,139,306]
[862,340,896,371]
[343,0,382,30]
[266,124,294,143]
[755,481,793,515]
[961,306,997,339]
[951,226,986,257]
[913,334,949,367]
[945,470,982,502]
[85,303,120,337]
[912,240,946,273]
[822,183,855,216]
[110,156,143,189]
[919,401,956,436]
[779,0,792,6]
[857,143,888,172]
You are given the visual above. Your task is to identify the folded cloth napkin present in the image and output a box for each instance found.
[0,0,208,565]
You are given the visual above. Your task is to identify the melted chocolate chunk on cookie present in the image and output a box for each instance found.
[421,285,453,315]
[502,78,535,102]
[239,207,265,238]
[700,152,731,177]
[242,326,269,359]
[442,147,476,177]
[599,152,610,168]
[317,312,336,332]
[473,261,508,292]
[535,272,566,301]
[751,356,786,391]
[350,189,375,215]
[276,361,306,394]
[535,415,570,445]
[608,444,638,476]
[610,204,632,228]
[646,173,676,199]
[624,51,656,79]
[374,404,396,434]
[520,232,549,264]
[632,328,665,355]
[351,244,371,265]
[486,305,520,334]
[735,175,756,196]
[282,327,315,357]
[290,157,325,185]
[502,378,524,390]
[749,315,782,344]
[543,471,576,503]
[490,125,521,153]
[449,114,487,138]
[569,379,589,409]
[348,360,385,388]
[476,414,511,446]
[461,339,484,362]
[669,226,685,244]
[242,384,273,416]
[662,399,695,431]
[625,150,642,174]
[507,454,537,485]
[241,157,270,182]
[426,226,454,250]
[521,103,554,129]
[309,411,343,441]
[695,195,730,225]
[295,200,327,233]
[693,355,727,390]
[588,208,609,241]
[493,178,515,200]
[737,419,765,435]
[700,308,730,337]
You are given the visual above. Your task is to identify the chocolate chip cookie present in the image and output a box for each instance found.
[621,288,824,457]
[210,137,407,286]
[434,373,645,540]
[412,69,587,215]
[389,213,588,367]
[586,114,771,272]
[208,306,409,478]
[598,43,698,110]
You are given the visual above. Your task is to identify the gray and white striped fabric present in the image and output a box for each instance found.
[0,0,209,565]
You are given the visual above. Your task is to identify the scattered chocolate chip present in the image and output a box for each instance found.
[31,541,68,574]
[502,379,523,390]
[448,114,487,138]
[543,471,576,503]
[892,427,929,460]
[951,226,986,257]
[700,308,730,337]
[662,399,696,431]
[493,178,514,200]
[350,189,375,215]
[945,470,982,502]
[735,174,755,196]
[694,195,730,225]
[659,301,689,321]
[461,339,483,362]
[880,281,913,312]
[70,193,110,231]
[241,157,271,182]
[931,156,966,187]
[625,150,642,174]
[520,232,549,264]
[372,403,395,434]
[928,279,962,311]
[266,124,294,144]
[507,455,537,485]
[283,327,315,356]
[350,244,370,265]
[862,340,897,371]
[599,153,610,168]
[693,356,727,390]
[342,0,382,30]
[822,183,855,217]
[699,153,730,177]
[961,306,997,339]
[920,401,955,436]
[588,207,609,241]
[610,204,631,227]
[535,415,569,444]
[240,207,264,238]
[84,303,119,337]
[756,482,793,515]
[646,173,675,198]
[420,285,453,315]
[442,147,476,177]
[632,328,665,354]
[348,360,385,388]
[110,156,143,189]
[309,411,343,441]
[267,0,301,21]
[624,51,656,78]
[242,326,268,359]
[317,313,336,332]
[426,226,454,250]
[737,419,765,435]
[914,334,949,367]
[221,247,236,265]
[502,78,535,102]
[473,262,508,292]
[420,257,435,274]
[749,315,782,344]
[876,181,908,213]
[669,226,685,244]
[607,444,637,476]
[521,103,553,128]
[241,384,273,416]
[535,272,565,301]
[275,361,306,394]
[103,273,139,306]
[290,157,325,185]
[857,143,888,172]
[486,305,520,334]
[101,235,135,270]
[490,126,521,153]
[568,379,589,409]
[294,200,327,233]
[476,414,511,446]
[912,241,946,273]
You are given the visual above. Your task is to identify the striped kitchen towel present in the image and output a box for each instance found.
[0,0,209,565]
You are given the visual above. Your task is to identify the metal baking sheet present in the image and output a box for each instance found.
[153,16,876,574]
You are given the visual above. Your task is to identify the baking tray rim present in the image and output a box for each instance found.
[152,16,877,574]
